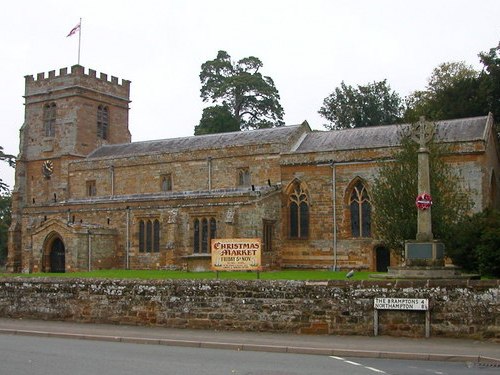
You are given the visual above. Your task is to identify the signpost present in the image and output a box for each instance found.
[374,298,428,310]
[373,298,431,337]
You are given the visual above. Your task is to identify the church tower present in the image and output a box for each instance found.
[7,65,131,272]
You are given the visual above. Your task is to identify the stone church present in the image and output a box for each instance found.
[7,65,500,273]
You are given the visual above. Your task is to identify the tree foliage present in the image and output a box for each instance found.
[478,41,500,119]
[0,193,11,266]
[446,209,500,277]
[371,128,473,256]
[194,105,240,135]
[404,41,500,123]
[404,62,487,122]
[199,50,284,131]
[319,80,404,130]
[0,146,15,193]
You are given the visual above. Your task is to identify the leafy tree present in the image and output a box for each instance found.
[371,127,473,256]
[446,209,500,277]
[319,80,404,130]
[194,105,240,135]
[199,50,284,131]
[478,41,500,119]
[0,146,15,192]
[0,193,11,266]
[426,61,478,94]
[404,62,487,122]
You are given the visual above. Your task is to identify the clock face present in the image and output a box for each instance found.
[42,160,54,177]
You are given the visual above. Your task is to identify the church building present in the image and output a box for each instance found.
[7,65,500,273]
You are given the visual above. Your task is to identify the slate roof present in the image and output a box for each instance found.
[87,124,307,159]
[294,116,489,153]
[87,116,490,159]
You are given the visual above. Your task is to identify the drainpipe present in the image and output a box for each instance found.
[331,161,338,271]
[110,165,115,196]
[87,229,92,272]
[207,156,212,191]
[126,206,130,270]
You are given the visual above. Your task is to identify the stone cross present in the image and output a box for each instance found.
[411,116,435,241]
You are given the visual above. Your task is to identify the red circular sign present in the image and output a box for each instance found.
[416,193,432,210]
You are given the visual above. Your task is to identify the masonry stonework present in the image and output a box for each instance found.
[7,65,500,273]
[0,278,497,339]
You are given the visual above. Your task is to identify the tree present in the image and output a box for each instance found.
[0,193,11,266]
[319,80,404,130]
[446,209,500,277]
[199,50,284,131]
[479,41,500,119]
[371,128,473,256]
[194,105,240,135]
[0,146,15,192]
[404,62,487,122]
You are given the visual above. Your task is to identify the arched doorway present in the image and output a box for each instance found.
[375,246,390,272]
[49,238,66,273]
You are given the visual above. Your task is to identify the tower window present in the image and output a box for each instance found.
[97,105,109,140]
[43,103,56,137]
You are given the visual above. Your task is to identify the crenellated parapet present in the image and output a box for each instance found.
[24,64,130,102]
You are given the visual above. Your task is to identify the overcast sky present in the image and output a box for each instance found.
[1,0,499,190]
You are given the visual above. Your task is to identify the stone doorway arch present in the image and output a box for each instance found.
[375,246,390,272]
[46,236,66,273]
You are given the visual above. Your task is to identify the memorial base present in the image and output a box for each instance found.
[405,240,445,267]
[383,265,477,279]
[374,240,479,279]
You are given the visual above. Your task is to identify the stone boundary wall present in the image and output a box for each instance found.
[0,278,498,339]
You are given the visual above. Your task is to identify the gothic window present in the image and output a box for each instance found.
[86,180,96,196]
[288,181,309,239]
[238,168,251,186]
[193,217,216,254]
[161,174,172,192]
[263,220,274,252]
[97,105,109,140]
[138,219,160,253]
[349,181,371,237]
[43,103,56,137]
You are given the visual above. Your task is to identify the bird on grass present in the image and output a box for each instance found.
[346,270,355,279]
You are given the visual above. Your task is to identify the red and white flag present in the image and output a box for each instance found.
[66,22,81,37]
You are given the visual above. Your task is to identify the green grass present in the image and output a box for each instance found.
[0,269,382,281]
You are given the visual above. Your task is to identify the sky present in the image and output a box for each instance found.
[1,0,499,190]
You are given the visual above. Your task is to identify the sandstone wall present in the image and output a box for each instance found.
[0,278,497,339]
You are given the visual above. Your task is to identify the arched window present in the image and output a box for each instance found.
[153,219,160,252]
[138,219,160,253]
[193,217,216,254]
[288,180,309,239]
[349,180,371,237]
[193,219,200,253]
[238,168,251,186]
[43,103,56,137]
[97,105,109,140]
[139,220,145,252]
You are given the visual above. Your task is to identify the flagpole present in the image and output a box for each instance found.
[78,18,82,65]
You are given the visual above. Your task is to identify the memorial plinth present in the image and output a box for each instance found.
[405,240,444,267]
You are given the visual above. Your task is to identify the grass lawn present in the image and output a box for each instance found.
[0,269,384,281]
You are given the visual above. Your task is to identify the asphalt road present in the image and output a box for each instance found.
[0,334,497,375]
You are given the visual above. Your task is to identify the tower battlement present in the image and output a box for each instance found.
[24,64,130,100]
